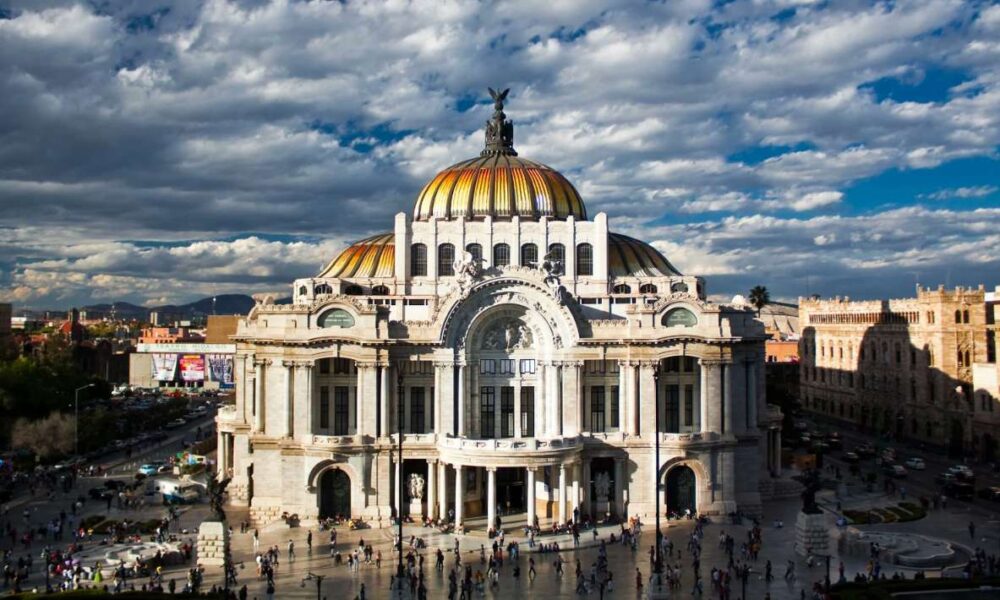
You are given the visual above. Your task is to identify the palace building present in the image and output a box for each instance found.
[216,92,778,528]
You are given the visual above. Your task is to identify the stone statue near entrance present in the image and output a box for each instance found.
[594,472,611,502]
[205,470,232,523]
[793,469,829,557]
[453,250,484,297]
[408,473,425,500]
[198,470,232,570]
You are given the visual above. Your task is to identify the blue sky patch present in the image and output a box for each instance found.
[860,66,972,104]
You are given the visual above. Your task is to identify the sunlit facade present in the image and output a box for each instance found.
[217,93,775,527]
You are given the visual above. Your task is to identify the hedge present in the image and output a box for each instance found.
[831,577,1000,600]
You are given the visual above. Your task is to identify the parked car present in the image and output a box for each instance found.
[842,452,860,464]
[943,481,975,500]
[827,433,843,450]
[904,458,926,471]
[165,418,187,429]
[856,444,876,458]
[977,487,1000,502]
[890,465,908,478]
[935,472,957,486]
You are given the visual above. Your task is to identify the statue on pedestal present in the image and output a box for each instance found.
[206,471,232,522]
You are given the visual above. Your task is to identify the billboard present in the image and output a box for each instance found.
[152,354,178,381]
[207,354,234,388]
[179,354,205,382]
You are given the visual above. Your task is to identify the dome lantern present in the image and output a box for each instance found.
[412,88,586,222]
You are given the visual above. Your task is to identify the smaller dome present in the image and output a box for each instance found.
[608,233,681,277]
[319,233,394,278]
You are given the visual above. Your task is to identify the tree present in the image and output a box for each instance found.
[749,285,770,316]
[11,412,74,459]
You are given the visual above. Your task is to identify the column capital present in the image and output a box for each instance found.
[281,359,297,368]
[485,466,497,472]
[356,361,379,369]
[253,358,272,367]
[699,359,729,367]
[433,360,455,369]
[427,458,438,466]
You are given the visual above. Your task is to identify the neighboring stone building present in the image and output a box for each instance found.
[218,93,775,528]
[799,284,999,458]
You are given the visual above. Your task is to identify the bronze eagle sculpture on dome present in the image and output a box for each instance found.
[488,87,510,108]
[483,87,516,156]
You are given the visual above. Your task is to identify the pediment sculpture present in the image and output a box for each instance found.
[481,318,533,350]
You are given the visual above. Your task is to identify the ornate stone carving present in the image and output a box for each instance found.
[453,250,484,297]
[407,473,425,500]
[481,318,534,350]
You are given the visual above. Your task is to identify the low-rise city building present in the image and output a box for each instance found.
[799,284,999,459]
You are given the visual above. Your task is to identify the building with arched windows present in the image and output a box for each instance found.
[217,93,778,527]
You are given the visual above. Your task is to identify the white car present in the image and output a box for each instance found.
[904,458,926,471]
[890,465,908,478]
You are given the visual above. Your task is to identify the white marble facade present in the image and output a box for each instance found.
[216,96,774,527]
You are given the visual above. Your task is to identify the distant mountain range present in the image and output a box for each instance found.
[80,294,257,319]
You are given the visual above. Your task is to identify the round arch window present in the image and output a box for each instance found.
[663,307,697,328]
[317,308,355,328]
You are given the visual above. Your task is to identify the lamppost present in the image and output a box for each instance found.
[395,367,407,598]
[74,383,95,457]
[652,364,663,592]
[301,572,325,600]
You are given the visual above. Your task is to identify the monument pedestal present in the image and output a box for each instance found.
[409,499,423,520]
[595,500,610,519]
[794,511,829,557]
[646,573,670,599]
[197,521,230,567]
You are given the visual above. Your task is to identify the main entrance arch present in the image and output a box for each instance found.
[666,465,696,516]
[318,469,351,519]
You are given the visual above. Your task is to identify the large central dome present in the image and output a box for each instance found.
[413,88,587,222]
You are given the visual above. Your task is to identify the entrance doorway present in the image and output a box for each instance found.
[318,469,351,519]
[666,466,696,516]
[496,468,525,515]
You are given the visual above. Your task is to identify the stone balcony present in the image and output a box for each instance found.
[436,435,583,467]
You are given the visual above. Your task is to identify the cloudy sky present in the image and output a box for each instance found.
[1,0,998,310]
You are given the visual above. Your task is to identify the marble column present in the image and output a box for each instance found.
[722,363,734,435]
[486,467,497,531]
[218,433,229,476]
[571,462,581,522]
[537,363,548,436]
[746,359,757,432]
[253,360,266,433]
[581,460,591,517]
[282,361,294,438]
[701,361,718,434]
[526,468,536,527]
[627,363,639,435]
[454,465,464,529]
[438,461,448,520]
[618,361,628,434]
[293,362,313,441]
[562,362,582,436]
[614,458,625,519]
[638,362,657,437]
[427,459,438,520]
[379,365,389,438]
[457,364,466,437]
[513,380,522,438]
[558,463,567,523]
[547,363,561,437]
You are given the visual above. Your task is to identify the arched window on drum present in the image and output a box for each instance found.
[663,307,697,328]
[576,243,593,276]
[438,243,455,276]
[411,243,427,277]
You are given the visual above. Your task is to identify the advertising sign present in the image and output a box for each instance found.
[152,354,178,381]
[207,354,234,388]
[179,354,205,382]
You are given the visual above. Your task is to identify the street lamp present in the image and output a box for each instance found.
[74,383,96,457]
[652,364,663,592]
[301,572,325,600]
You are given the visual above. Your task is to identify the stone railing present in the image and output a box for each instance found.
[216,405,238,421]
[310,434,361,447]
[386,433,438,446]
[658,431,720,444]
[438,436,582,452]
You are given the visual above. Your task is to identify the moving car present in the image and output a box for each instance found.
[943,481,974,500]
[977,487,1000,502]
[165,418,187,429]
[137,462,169,477]
[890,465,908,478]
[904,458,926,471]
[842,452,860,464]
[157,477,203,505]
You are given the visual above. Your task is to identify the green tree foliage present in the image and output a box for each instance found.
[748,285,770,316]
